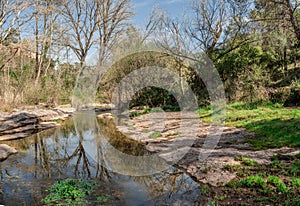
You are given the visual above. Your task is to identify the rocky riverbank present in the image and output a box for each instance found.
[115,111,300,186]
[0,105,75,142]
[0,105,75,161]
[0,103,116,161]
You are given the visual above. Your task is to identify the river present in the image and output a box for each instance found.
[0,112,202,205]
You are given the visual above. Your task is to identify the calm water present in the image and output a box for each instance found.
[0,112,202,205]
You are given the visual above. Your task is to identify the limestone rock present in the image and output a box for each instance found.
[0,144,17,161]
[0,106,74,141]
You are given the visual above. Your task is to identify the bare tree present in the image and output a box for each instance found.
[96,0,134,65]
[263,0,300,45]
[0,0,30,70]
[149,0,255,60]
[59,0,100,67]
[187,0,226,54]
[32,0,60,84]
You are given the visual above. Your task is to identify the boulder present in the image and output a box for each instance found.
[0,144,17,161]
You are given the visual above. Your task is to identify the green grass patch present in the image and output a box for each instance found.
[223,164,241,172]
[201,184,210,195]
[238,175,266,188]
[198,102,300,149]
[55,118,64,123]
[129,107,164,118]
[223,154,300,205]
[234,156,259,166]
[149,132,162,138]
[290,178,300,188]
[267,176,288,194]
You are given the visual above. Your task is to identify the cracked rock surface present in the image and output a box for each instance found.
[0,105,75,141]
[116,111,300,186]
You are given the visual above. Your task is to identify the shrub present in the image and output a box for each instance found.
[41,179,93,206]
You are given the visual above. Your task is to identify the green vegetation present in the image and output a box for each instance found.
[235,156,259,166]
[42,179,93,205]
[201,185,210,195]
[290,178,300,188]
[199,102,300,149]
[267,175,289,193]
[96,194,110,203]
[238,175,266,188]
[149,132,162,139]
[223,164,241,172]
[41,178,111,206]
[221,154,300,205]
[129,107,164,118]
[55,118,64,123]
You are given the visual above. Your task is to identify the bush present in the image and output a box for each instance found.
[42,179,93,205]
[270,87,291,104]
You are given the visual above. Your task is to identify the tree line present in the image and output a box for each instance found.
[0,0,299,109]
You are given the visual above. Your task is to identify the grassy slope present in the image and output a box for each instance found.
[199,102,300,149]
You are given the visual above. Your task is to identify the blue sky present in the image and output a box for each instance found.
[132,0,189,28]
[82,0,191,65]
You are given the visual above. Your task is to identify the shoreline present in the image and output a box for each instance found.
[0,103,114,161]
[115,111,300,186]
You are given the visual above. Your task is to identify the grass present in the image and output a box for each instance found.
[223,154,300,205]
[290,178,300,188]
[234,156,259,166]
[238,175,266,188]
[236,174,290,195]
[199,153,300,205]
[149,132,162,138]
[201,184,210,195]
[267,175,289,193]
[198,101,300,149]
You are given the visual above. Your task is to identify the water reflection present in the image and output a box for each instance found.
[0,112,201,205]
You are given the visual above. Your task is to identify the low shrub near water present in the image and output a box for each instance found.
[41,178,103,206]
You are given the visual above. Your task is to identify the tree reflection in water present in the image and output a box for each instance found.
[0,112,201,205]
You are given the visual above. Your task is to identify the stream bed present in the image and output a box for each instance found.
[0,112,202,205]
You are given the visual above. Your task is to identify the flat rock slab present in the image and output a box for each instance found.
[117,111,300,186]
[0,106,74,141]
[0,144,17,161]
[97,113,113,119]
[178,147,299,187]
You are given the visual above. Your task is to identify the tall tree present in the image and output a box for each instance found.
[0,0,30,70]
[32,0,59,84]
[96,0,133,65]
[59,0,100,67]
[149,0,255,59]
[252,0,300,70]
